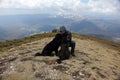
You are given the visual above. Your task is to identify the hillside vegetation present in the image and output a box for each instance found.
[0,32,120,52]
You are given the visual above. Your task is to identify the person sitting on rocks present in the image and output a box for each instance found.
[59,26,76,57]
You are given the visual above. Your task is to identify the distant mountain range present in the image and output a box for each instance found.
[0,14,120,43]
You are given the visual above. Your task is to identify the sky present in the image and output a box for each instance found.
[0,0,120,18]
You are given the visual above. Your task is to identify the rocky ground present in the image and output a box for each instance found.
[0,37,120,80]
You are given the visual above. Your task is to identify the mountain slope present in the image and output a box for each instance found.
[0,33,120,80]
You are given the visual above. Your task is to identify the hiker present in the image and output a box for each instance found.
[59,26,76,57]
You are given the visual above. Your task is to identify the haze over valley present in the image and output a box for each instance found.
[0,14,120,43]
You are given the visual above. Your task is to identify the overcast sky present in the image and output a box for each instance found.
[0,0,120,18]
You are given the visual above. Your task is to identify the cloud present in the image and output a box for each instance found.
[0,0,120,15]
[88,0,118,13]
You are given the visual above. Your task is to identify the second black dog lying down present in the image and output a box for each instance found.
[35,33,62,56]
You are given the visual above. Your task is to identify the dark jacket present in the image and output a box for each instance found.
[61,30,72,44]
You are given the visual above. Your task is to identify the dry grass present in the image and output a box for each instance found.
[73,33,120,52]
[0,32,120,52]
[0,33,120,80]
[0,32,56,52]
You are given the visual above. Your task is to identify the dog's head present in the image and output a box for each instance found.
[53,33,62,42]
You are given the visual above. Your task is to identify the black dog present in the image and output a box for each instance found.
[58,43,70,60]
[57,43,70,64]
[35,33,62,56]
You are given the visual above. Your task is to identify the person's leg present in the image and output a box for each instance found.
[69,41,76,56]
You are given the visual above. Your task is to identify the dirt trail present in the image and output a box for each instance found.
[0,37,120,80]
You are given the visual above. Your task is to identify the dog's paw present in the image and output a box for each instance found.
[56,59,62,64]
[34,52,42,56]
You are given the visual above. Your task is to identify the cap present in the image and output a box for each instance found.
[60,26,66,32]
